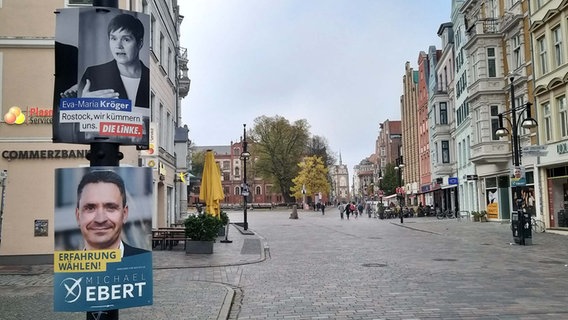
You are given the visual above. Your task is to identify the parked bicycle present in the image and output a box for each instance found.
[437,209,455,220]
[531,217,546,233]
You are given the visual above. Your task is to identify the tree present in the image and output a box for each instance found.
[190,149,206,179]
[305,135,336,168]
[249,115,310,203]
[380,162,399,196]
[290,156,330,201]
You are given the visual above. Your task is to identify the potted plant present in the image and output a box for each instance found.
[471,211,480,222]
[218,211,229,236]
[184,212,222,254]
[479,210,488,222]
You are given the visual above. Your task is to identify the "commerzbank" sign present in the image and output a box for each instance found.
[1,149,88,160]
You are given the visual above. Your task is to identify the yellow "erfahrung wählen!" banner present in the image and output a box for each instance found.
[54,249,121,272]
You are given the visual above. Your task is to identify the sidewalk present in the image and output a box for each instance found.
[389,216,568,262]
[0,223,266,320]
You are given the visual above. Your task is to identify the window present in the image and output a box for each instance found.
[166,112,172,152]
[234,187,240,196]
[490,106,500,141]
[150,15,156,49]
[159,33,165,64]
[553,26,563,67]
[440,102,448,124]
[255,186,262,195]
[222,161,230,170]
[487,48,496,77]
[167,47,172,75]
[433,142,439,164]
[441,140,450,163]
[150,91,155,121]
[543,102,552,141]
[466,135,470,161]
[444,66,448,90]
[234,167,240,177]
[159,104,165,147]
[68,0,92,5]
[538,36,548,74]
[512,34,522,69]
[223,172,229,181]
[559,96,568,138]
[458,141,462,167]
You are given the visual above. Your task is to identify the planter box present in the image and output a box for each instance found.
[185,240,214,254]
[218,226,226,237]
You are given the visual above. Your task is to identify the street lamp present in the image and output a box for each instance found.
[240,124,251,230]
[395,156,404,223]
[495,75,538,245]
[377,169,383,202]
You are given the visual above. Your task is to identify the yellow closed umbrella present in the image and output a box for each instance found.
[199,150,224,217]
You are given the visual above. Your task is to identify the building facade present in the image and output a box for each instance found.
[530,0,568,229]
[329,153,350,204]
[400,62,420,205]
[417,51,433,206]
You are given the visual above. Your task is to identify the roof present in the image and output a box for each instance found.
[194,145,232,156]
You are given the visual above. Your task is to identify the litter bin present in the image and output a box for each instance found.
[511,211,532,245]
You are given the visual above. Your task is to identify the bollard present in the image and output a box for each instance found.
[220,218,232,243]
[290,205,299,219]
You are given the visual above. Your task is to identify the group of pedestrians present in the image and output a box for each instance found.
[337,201,365,219]
[314,202,327,215]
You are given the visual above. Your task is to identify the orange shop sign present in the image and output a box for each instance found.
[3,106,53,125]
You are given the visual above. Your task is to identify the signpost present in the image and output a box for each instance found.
[52,1,152,319]
[522,145,548,157]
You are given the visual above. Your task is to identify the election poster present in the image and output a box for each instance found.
[53,167,153,312]
[52,7,150,148]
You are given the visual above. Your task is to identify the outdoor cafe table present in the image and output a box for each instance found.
[152,228,186,250]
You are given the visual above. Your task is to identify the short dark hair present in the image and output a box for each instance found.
[107,14,144,44]
[77,170,127,208]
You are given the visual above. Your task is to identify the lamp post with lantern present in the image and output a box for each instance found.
[494,75,538,245]
[395,156,404,223]
[240,124,251,231]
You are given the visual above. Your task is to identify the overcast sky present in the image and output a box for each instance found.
[179,1,451,175]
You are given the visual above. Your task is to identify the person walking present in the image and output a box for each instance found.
[321,202,326,215]
[338,202,345,219]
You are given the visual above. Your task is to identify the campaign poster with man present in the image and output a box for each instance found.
[52,7,150,148]
[53,167,153,312]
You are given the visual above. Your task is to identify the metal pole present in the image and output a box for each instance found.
[510,76,524,246]
[243,124,248,230]
[399,165,403,224]
[86,2,120,320]
[220,217,232,243]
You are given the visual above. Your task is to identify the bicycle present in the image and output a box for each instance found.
[531,217,546,233]
[437,209,455,220]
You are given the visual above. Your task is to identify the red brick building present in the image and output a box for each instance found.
[191,140,284,207]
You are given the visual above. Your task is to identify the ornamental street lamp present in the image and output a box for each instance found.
[395,156,404,224]
[240,124,251,230]
[495,75,538,245]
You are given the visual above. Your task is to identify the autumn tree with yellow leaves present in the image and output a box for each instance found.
[290,156,330,202]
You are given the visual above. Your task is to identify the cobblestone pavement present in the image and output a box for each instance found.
[0,220,264,320]
[230,209,568,320]
[2,209,568,319]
